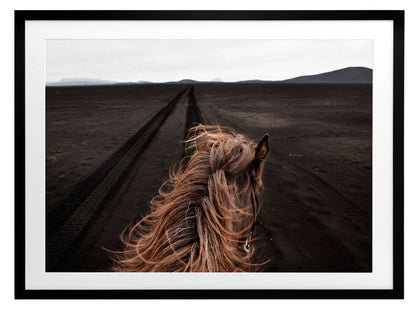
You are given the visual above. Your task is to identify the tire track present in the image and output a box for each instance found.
[46,87,189,271]
[184,85,204,134]
[181,85,205,161]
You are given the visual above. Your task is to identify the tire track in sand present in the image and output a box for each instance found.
[46,87,189,271]
[54,86,196,271]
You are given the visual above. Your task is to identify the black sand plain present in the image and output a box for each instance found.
[46,82,372,272]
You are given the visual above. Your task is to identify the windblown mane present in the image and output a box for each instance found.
[111,125,269,272]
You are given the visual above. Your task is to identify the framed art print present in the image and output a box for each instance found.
[15,10,404,299]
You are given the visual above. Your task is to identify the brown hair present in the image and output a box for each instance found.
[111,125,269,272]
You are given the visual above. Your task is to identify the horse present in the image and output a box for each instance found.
[111,124,269,272]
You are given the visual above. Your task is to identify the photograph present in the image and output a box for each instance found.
[15,10,404,299]
[45,39,373,273]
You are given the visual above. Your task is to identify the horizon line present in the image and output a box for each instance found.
[46,66,373,85]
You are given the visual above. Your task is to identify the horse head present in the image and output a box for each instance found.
[113,124,269,272]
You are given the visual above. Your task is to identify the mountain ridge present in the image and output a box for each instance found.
[46,67,372,86]
[281,67,372,84]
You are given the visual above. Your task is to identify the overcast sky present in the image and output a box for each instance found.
[46,40,373,83]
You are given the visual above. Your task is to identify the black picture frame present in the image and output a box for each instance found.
[15,10,404,299]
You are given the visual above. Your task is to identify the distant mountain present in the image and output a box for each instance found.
[46,78,118,86]
[281,67,372,84]
[236,79,270,84]
[47,67,372,87]
[176,79,199,84]
[211,78,224,83]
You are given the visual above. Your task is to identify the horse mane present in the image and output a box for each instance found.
[111,125,268,272]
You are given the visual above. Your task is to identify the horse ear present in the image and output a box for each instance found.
[255,133,269,162]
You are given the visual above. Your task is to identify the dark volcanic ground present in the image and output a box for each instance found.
[46,84,183,213]
[46,83,372,272]
[194,83,372,271]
